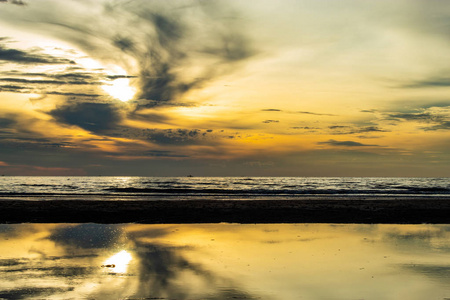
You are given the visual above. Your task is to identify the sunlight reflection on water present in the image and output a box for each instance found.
[102,250,132,274]
[0,223,449,299]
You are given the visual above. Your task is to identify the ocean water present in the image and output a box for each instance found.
[0,176,448,200]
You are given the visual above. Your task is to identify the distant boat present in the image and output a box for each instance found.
[187,175,194,177]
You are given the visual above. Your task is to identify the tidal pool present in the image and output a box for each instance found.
[0,223,449,300]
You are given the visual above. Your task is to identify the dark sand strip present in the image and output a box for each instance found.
[1,199,449,224]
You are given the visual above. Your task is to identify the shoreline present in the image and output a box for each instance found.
[1,198,450,224]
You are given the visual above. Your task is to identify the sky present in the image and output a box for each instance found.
[0,0,449,176]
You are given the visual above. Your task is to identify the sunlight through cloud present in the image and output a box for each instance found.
[102,78,136,102]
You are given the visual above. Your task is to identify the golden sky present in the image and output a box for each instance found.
[0,0,449,176]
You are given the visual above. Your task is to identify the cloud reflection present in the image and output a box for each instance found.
[0,223,450,299]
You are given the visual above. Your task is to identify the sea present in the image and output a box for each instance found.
[0,176,449,200]
[1,178,450,299]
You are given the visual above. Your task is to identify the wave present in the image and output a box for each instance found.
[1,177,449,198]
[103,187,450,195]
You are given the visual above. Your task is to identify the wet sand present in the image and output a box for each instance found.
[0,198,449,224]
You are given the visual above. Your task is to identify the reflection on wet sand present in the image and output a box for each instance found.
[0,223,450,299]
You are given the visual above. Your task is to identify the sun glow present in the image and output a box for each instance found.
[102,78,136,102]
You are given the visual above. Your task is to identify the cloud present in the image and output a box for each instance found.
[424,121,450,131]
[5,1,255,108]
[261,108,282,112]
[359,126,387,133]
[0,69,131,99]
[49,102,123,133]
[0,84,31,93]
[385,107,450,130]
[0,0,27,6]
[104,149,190,159]
[297,111,336,116]
[262,120,279,123]
[328,125,388,135]
[143,128,204,145]
[291,126,318,130]
[44,91,101,98]
[0,77,100,86]
[318,139,378,147]
[130,7,255,107]
[48,224,122,249]
[388,112,434,122]
[400,76,450,88]
[144,150,188,158]
[0,43,74,64]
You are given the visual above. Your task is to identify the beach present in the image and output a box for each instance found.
[1,198,449,224]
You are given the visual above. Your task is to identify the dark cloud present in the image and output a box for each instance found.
[0,77,100,85]
[129,99,198,109]
[132,8,255,106]
[0,137,73,149]
[0,44,74,64]
[0,114,78,151]
[329,125,350,130]
[104,149,190,158]
[291,126,318,130]
[0,120,15,134]
[106,74,137,80]
[388,111,449,127]
[49,102,123,133]
[0,0,27,6]
[388,112,436,122]
[11,0,26,5]
[424,121,450,131]
[261,109,282,112]
[328,125,388,135]
[0,84,30,93]
[297,111,336,116]
[419,101,450,109]
[0,69,132,99]
[96,126,214,146]
[145,150,189,158]
[20,1,256,108]
[262,120,279,123]
[129,112,170,124]
[359,126,387,133]
[378,103,450,131]
[143,128,203,145]
[400,76,450,88]
[0,113,39,135]
[318,139,378,147]
[45,91,101,98]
